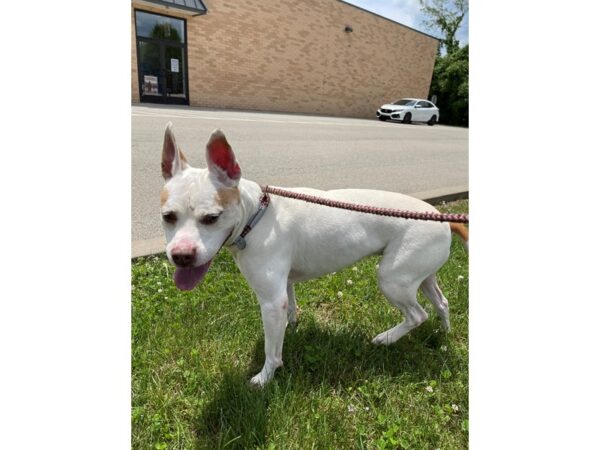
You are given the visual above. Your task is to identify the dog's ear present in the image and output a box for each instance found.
[162,122,189,180]
[206,129,241,187]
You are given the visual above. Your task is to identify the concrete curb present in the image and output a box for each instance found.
[131,187,469,258]
[411,186,469,205]
[132,237,167,259]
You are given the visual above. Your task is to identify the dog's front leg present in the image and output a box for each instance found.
[287,283,297,329]
[250,289,288,387]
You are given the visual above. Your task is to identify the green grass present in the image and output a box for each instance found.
[132,200,469,450]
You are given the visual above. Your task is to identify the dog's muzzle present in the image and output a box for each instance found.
[169,243,213,290]
[170,240,198,267]
[171,249,196,267]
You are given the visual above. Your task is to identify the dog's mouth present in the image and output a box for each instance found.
[173,259,212,291]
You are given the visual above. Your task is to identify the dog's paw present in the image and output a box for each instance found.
[287,306,300,331]
[441,319,451,332]
[248,361,281,388]
[371,331,395,346]
[249,373,268,389]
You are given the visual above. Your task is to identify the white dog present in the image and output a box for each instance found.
[160,123,468,387]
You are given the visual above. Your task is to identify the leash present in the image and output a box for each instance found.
[230,185,468,250]
[261,185,469,224]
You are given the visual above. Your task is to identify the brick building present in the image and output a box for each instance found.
[131,0,439,118]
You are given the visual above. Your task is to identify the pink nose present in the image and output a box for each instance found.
[171,243,197,267]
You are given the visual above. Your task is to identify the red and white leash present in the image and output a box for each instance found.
[230,186,468,250]
[262,185,469,224]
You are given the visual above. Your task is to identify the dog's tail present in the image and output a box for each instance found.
[450,223,469,253]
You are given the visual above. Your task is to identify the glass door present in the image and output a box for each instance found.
[135,10,188,105]
[164,46,185,100]
[138,41,163,99]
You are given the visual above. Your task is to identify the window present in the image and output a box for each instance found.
[136,10,185,43]
[394,99,417,106]
[135,10,188,104]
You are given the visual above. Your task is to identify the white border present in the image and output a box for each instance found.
[3,1,599,449]
[471,1,600,448]
[1,1,131,448]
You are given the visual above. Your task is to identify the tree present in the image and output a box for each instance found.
[429,44,469,126]
[419,0,468,55]
[419,0,468,125]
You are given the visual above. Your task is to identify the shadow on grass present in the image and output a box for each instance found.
[194,370,272,449]
[194,317,455,449]
[278,316,451,387]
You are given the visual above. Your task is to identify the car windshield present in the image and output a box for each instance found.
[393,99,417,106]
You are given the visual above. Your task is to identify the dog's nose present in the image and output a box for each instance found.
[171,250,196,267]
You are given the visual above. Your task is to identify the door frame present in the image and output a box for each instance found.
[134,9,190,105]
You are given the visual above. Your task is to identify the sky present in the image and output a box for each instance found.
[342,0,469,47]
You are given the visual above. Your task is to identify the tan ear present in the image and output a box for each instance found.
[161,122,188,180]
[205,129,241,187]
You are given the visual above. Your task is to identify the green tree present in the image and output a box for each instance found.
[419,0,468,125]
[429,45,469,126]
[150,23,182,43]
[419,0,468,55]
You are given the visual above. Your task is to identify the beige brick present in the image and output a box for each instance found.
[131,0,438,118]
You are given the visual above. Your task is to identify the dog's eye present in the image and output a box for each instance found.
[162,212,177,224]
[200,213,220,225]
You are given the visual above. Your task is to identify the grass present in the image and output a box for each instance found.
[132,200,469,449]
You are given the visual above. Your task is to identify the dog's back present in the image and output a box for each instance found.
[244,184,452,283]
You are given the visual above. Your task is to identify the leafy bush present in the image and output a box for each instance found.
[429,45,469,127]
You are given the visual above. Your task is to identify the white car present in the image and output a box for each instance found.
[376,98,439,125]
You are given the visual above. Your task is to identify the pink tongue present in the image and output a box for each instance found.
[173,260,212,291]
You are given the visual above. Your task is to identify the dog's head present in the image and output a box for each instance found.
[160,123,243,290]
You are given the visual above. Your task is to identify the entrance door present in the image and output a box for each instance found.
[135,10,188,105]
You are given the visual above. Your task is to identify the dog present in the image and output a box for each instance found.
[160,123,468,387]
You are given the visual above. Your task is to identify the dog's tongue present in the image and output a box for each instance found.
[173,260,212,291]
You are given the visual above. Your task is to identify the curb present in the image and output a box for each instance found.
[131,237,166,259]
[411,186,469,206]
[131,187,469,259]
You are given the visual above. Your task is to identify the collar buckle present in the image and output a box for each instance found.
[231,191,270,250]
[232,235,247,250]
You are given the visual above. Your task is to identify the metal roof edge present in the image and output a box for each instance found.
[336,0,441,42]
[134,0,208,16]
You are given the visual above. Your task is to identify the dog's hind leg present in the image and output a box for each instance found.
[420,274,451,331]
[371,230,453,346]
[371,250,429,346]
[372,227,451,346]
[287,283,298,330]
[372,282,427,345]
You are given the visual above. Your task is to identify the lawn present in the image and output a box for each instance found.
[132,200,469,449]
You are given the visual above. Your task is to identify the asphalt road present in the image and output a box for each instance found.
[132,104,468,249]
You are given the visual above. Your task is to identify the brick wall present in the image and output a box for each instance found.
[131,6,140,104]
[131,0,439,118]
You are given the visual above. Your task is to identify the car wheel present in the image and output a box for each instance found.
[428,115,437,126]
[379,116,388,121]
[402,113,412,124]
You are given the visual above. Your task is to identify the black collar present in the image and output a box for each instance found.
[230,192,270,250]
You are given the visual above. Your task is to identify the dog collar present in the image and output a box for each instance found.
[230,192,270,250]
